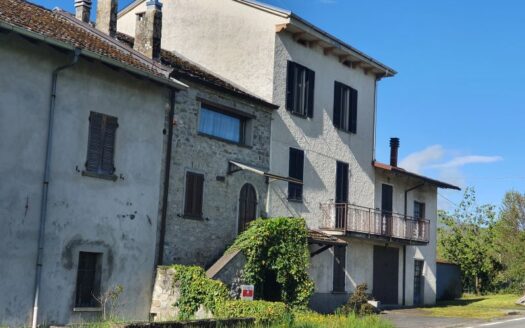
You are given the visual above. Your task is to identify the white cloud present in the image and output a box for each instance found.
[399,145,444,173]
[398,146,503,190]
[430,155,503,169]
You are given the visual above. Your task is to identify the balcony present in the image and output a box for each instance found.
[319,203,430,245]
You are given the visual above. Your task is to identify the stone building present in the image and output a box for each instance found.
[0,0,187,326]
[118,0,460,312]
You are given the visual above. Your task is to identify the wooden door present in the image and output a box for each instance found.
[381,184,393,236]
[238,184,257,233]
[373,246,399,304]
[335,162,349,229]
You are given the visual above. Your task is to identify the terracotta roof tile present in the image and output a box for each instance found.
[117,32,278,109]
[0,0,173,82]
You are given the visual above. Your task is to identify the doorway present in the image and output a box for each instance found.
[373,246,399,304]
[413,260,424,305]
[238,183,257,234]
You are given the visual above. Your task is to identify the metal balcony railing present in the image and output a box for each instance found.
[319,203,430,243]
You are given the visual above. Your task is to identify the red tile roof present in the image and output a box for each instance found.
[0,0,181,87]
[373,161,461,190]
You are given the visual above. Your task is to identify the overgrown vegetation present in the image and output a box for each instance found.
[214,300,289,325]
[229,217,314,307]
[438,188,525,294]
[339,283,375,316]
[171,264,229,320]
[289,311,393,328]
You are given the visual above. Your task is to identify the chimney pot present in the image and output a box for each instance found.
[134,0,163,60]
[390,138,400,167]
[74,0,92,23]
[96,0,118,37]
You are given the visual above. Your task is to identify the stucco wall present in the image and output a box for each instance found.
[269,32,377,228]
[163,81,272,268]
[117,0,284,102]
[374,169,439,305]
[0,33,169,326]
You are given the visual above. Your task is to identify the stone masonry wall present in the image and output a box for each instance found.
[163,81,273,267]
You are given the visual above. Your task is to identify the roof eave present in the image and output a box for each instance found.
[0,21,188,91]
[373,161,461,190]
[282,16,397,78]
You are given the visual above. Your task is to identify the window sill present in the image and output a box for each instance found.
[334,126,355,135]
[197,132,252,149]
[288,110,310,120]
[179,214,205,221]
[82,171,117,182]
[73,307,102,312]
[287,198,304,204]
[331,291,348,295]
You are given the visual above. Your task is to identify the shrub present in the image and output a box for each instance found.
[229,217,314,307]
[171,265,230,320]
[214,300,289,324]
[339,283,376,316]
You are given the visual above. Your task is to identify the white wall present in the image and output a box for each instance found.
[118,0,284,102]
[374,169,438,305]
[0,33,169,326]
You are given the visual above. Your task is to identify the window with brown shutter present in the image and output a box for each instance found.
[286,61,315,118]
[84,112,118,180]
[184,172,204,219]
[333,82,357,133]
[288,148,304,202]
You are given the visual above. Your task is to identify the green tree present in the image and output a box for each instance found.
[438,187,500,294]
[494,191,525,292]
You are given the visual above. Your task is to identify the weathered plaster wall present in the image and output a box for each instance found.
[269,32,377,229]
[0,33,168,326]
[117,0,285,102]
[163,81,272,268]
[374,170,439,305]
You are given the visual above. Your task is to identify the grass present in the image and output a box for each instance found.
[421,294,524,319]
[286,311,394,328]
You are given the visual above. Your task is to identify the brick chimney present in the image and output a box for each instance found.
[74,0,92,23]
[134,0,162,60]
[390,138,400,167]
[96,0,118,37]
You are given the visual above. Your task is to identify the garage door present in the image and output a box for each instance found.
[373,246,399,304]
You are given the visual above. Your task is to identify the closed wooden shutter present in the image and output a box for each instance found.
[349,87,358,134]
[306,69,315,118]
[333,246,346,292]
[288,148,304,201]
[86,112,118,175]
[286,61,296,112]
[184,172,204,218]
[333,82,342,128]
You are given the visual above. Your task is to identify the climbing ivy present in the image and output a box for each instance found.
[229,217,314,307]
[171,265,229,320]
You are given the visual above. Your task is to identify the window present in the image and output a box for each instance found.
[286,61,315,118]
[333,82,357,133]
[184,172,204,218]
[75,252,102,308]
[288,148,304,201]
[333,246,346,293]
[414,201,426,219]
[198,105,246,144]
[85,112,118,178]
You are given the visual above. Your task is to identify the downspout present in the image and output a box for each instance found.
[32,48,81,328]
[402,182,425,306]
[372,78,378,161]
[156,88,176,266]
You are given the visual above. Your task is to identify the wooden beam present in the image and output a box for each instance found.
[323,47,336,56]
[308,40,321,48]
[310,245,333,258]
[275,23,288,33]
[352,61,363,69]
[293,32,306,41]
[339,55,350,63]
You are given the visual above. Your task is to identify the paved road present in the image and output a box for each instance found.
[382,309,525,328]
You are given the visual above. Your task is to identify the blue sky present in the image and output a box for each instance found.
[37,0,525,210]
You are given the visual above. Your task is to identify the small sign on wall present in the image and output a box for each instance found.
[240,285,254,301]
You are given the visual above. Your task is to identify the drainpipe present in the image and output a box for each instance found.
[372,78,378,161]
[402,182,425,306]
[32,48,81,328]
[156,88,176,266]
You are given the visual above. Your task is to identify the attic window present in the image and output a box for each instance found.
[136,12,145,21]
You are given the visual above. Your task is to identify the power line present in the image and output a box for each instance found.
[438,193,460,209]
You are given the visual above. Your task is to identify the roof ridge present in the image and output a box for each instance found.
[54,8,173,78]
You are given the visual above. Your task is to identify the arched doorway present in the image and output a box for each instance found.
[238,184,257,234]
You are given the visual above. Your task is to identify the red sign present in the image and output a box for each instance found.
[240,285,254,300]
